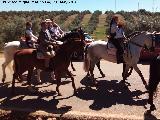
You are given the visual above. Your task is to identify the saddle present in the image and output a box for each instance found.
[106,41,117,56]
[106,40,126,64]
[20,36,37,49]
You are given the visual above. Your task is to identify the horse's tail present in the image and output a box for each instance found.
[2,48,12,71]
[13,51,20,79]
[83,44,90,72]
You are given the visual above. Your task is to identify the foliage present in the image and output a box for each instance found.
[1,10,160,49]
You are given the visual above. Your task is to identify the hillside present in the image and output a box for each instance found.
[92,14,107,40]
[1,10,160,49]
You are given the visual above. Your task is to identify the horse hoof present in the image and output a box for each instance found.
[150,105,156,111]
[102,74,105,78]
[27,86,37,93]
[73,90,77,95]
[58,93,62,96]
[2,78,5,83]
[145,85,149,91]
[17,78,22,83]
[37,80,42,84]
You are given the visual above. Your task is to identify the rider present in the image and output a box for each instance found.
[25,21,38,48]
[47,19,64,40]
[109,15,126,64]
[37,20,57,70]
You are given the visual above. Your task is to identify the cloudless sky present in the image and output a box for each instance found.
[0,0,160,12]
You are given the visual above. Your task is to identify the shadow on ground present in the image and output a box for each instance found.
[77,76,147,110]
[0,70,73,115]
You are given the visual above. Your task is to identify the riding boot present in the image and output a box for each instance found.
[45,59,53,72]
[116,52,124,64]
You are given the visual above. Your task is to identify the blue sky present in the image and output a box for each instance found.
[1,0,160,12]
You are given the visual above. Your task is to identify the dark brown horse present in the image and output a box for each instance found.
[148,55,160,111]
[12,29,85,95]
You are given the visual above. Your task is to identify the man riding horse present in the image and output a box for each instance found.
[46,19,64,40]
[37,20,57,70]
[109,14,126,64]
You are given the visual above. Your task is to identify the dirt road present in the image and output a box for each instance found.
[0,57,159,119]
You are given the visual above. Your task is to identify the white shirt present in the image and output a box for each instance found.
[26,29,38,42]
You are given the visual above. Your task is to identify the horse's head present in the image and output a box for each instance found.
[144,31,156,51]
[62,28,86,52]
[71,27,85,42]
[129,31,155,51]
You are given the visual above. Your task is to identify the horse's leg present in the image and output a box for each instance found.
[89,60,96,79]
[27,69,37,92]
[127,67,133,78]
[148,80,159,111]
[122,64,130,82]
[2,57,12,83]
[148,90,156,111]
[132,64,148,89]
[96,61,105,78]
[36,69,42,84]
[27,69,33,85]
[122,63,133,80]
[55,73,62,96]
[122,63,126,78]
[70,60,76,71]
[66,70,76,94]
[11,72,18,94]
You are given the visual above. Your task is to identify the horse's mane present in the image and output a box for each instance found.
[126,31,146,41]
[60,31,80,42]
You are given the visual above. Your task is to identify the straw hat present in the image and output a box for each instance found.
[112,14,125,26]
[45,19,52,23]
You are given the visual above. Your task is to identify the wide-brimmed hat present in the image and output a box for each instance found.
[45,19,52,23]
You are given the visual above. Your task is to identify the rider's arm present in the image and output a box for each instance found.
[26,30,38,42]
[38,32,54,45]
[58,27,64,35]
[111,24,118,34]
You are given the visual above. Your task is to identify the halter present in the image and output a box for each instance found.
[150,32,156,51]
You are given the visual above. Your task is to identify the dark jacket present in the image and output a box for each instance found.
[37,29,55,52]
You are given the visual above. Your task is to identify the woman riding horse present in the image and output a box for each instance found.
[84,31,154,90]
[109,14,126,64]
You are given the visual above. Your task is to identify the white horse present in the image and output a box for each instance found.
[83,31,155,89]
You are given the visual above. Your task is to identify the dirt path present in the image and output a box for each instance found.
[0,58,159,120]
